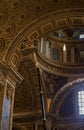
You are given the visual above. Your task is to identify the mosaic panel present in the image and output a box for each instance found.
[42,71,68,98]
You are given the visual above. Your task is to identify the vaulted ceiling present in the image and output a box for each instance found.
[0,0,84,62]
[0,0,84,124]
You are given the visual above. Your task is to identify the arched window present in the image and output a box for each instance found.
[78,90,84,115]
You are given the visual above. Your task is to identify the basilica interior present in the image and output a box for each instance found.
[1,0,84,130]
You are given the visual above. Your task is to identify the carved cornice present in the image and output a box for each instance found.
[7,65,23,84]
[36,52,84,77]
[46,35,84,45]
[0,60,23,86]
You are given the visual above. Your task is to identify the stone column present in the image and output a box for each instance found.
[0,60,23,130]
[63,44,67,63]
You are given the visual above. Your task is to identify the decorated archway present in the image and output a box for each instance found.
[50,78,84,116]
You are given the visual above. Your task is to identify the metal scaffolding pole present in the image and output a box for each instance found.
[37,68,47,130]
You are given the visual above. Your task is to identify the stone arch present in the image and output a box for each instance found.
[50,78,84,116]
[4,8,84,62]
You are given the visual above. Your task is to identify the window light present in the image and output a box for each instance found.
[78,90,84,115]
[80,34,84,39]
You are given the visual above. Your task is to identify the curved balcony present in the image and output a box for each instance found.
[38,37,84,65]
[36,37,84,76]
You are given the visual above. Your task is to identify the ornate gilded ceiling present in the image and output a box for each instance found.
[0,0,83,62]
[0,0,84,122]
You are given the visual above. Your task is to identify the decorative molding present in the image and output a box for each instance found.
[36,52,84,77]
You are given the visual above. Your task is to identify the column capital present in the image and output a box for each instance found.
[0,60,23,87]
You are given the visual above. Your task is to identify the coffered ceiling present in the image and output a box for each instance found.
[0,0,83,61]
